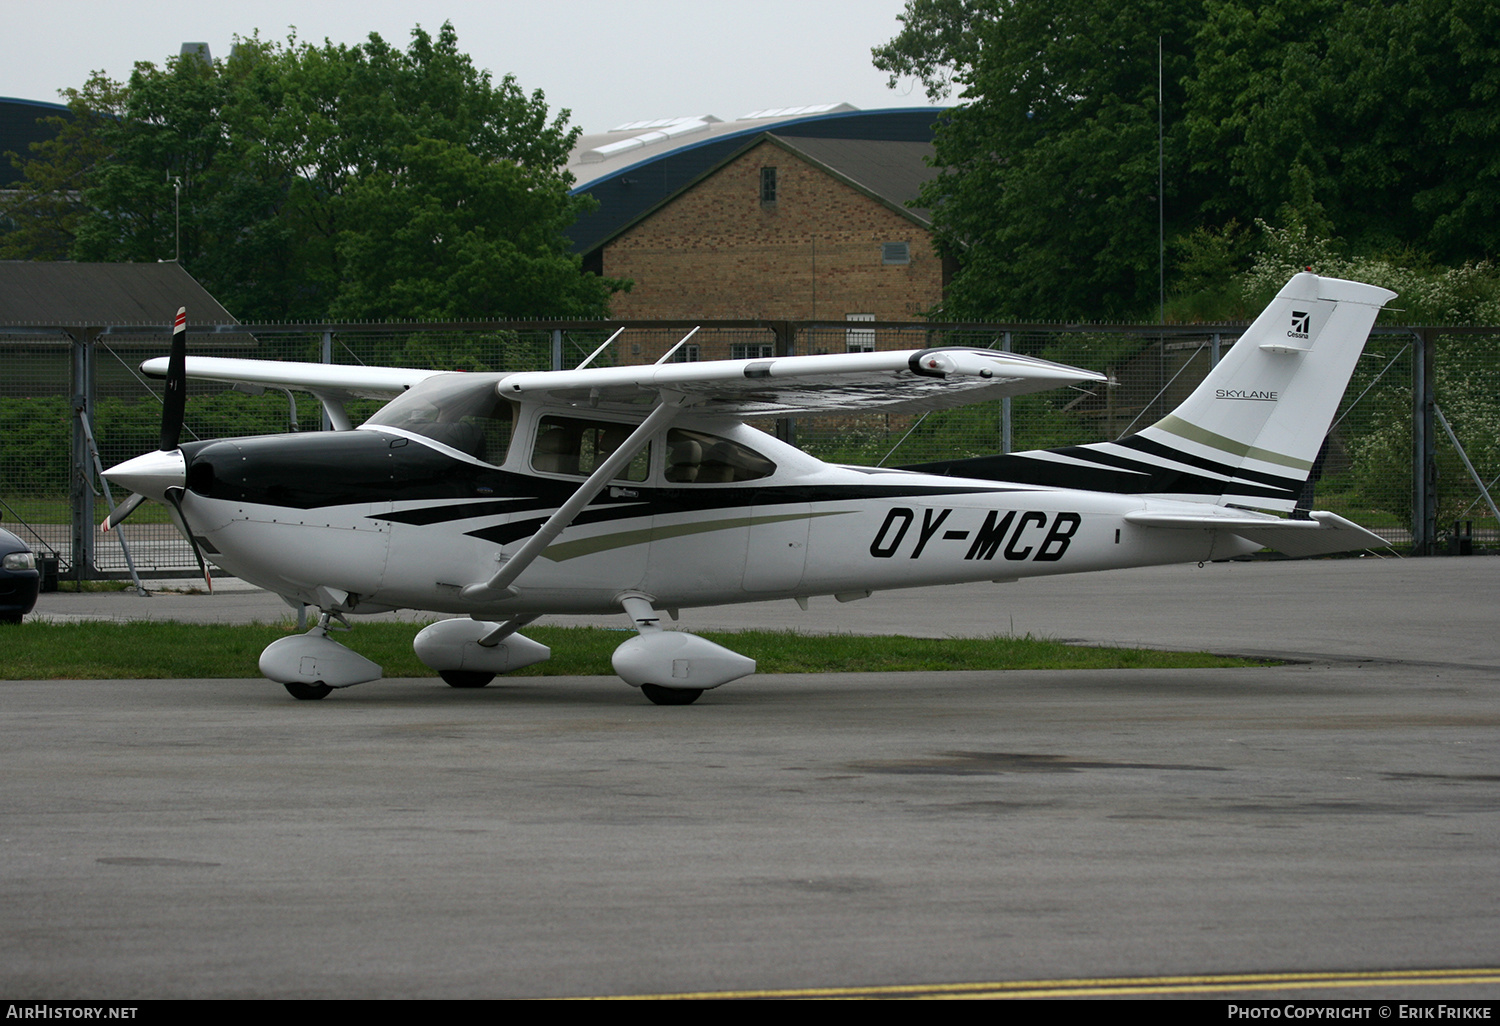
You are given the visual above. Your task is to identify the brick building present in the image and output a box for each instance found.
[568,107,948,343]
[598,134,943,328]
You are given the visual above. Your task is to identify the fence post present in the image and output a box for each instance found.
[68,329,97,582]
[1412,329,1438,555]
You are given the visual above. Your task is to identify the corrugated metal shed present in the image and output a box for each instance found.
[0,261,236,327]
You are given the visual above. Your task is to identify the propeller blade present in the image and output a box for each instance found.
[165,487,212,593]
[102,492,148,533]
[160,307,187,452]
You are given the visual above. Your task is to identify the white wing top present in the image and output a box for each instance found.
[144,347,1104,419]
[140,356,442,402]
[498,348,1105,416]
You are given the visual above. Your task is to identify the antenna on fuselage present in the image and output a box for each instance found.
[655,326,701,365]
[573,326,626,370]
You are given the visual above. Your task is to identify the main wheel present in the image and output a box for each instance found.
[284,680,332,700]
[640,684,703,706]
[440,670,495,688]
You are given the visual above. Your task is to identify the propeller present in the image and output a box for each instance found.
[160,306,187,451]
[101,307,212,590]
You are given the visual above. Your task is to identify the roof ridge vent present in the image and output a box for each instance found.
[580,117,719,163]
[738,102,857,121]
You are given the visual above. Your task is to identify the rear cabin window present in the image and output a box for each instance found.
[531,416,652,482]
[664,429,776,484]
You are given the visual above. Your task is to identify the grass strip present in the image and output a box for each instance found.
[0,620,1267,680]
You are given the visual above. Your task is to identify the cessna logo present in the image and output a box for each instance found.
[1288,310,1311,339]
[1216,389,1279,401]
[870,507,1081,562]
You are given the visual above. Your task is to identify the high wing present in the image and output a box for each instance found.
[145,348,1102,420]
[498,348,1106,416]
[141,356,444,430]
[141,356,441,401]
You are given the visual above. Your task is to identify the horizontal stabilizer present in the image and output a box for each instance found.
[1125,509,1387,557]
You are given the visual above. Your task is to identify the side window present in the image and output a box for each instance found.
[531,416,651,482]
[665,429,776,484]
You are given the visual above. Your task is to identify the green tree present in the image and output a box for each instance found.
[0,78,124,260]
[20,22,620,323]
[331,138,611,321]
[885,0,1500,321]
[919,0,1205,321]
[871,0,996,102]
[1187,0,1500,265]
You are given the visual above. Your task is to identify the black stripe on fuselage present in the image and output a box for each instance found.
[903,443,1300,503]
[1109,434,1302,491]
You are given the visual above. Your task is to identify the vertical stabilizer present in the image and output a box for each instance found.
[904,273,1398,512]
[1125,273,1396,508]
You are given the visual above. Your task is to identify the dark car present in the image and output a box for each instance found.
[0,525,40,623]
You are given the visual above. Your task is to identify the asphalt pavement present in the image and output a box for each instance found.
[4,555,1498,999]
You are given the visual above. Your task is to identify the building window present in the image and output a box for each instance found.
[731,342,775,360]
[760,167,778,204]
[845,313,875,352]
[882,241,910,265]
[669,343,701,363]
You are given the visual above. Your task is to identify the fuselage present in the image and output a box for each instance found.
[175,409,1258,617]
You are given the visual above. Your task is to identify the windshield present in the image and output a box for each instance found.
[363,374,515,465]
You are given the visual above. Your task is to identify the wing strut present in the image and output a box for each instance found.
[460,397,688,603]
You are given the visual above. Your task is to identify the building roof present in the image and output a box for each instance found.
[567,106,946,254]
[781,136,937,224]
[0,261,236,327]
[569,104,862,185]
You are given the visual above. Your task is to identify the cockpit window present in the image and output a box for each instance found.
[665,428,775,483]
[532,416,651,482]
[363,375,516,465]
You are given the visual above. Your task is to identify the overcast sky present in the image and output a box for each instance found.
[0,0,938,135]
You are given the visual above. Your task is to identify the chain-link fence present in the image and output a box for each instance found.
[2,318,1492,580]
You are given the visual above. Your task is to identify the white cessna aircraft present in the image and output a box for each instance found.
[104,272,1394,704]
